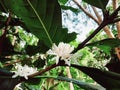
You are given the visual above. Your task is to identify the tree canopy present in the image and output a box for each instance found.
[0,0,120,90]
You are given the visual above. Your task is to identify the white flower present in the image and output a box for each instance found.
[40,54,46,60]
[14,83,23,90]
[47,42,74,66]
[12,64,37,79]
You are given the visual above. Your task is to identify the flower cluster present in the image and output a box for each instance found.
[12,64,37,79]
[47,42,74,66]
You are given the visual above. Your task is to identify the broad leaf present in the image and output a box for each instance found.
[71,64,120,90]
[60,5,80,13]
[82,0,109,9]
[0,78,19,90]
[86,38,120,55]
[30,76,105,90]
[25,41,49,55]
[0,1,7,12]
[56,76,105,90]
[59,0,68,5]
[0,68,13,76]
[0,69,19,90]
[2,0,76,48]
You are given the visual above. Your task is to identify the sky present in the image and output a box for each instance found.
[62,0,98,42]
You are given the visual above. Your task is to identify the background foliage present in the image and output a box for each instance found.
[0,0,120,90]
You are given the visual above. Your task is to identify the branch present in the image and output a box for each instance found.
[5,12,12,28]
[0,12,12,54]
[73,21,107,53]
[112,18,120,23]
[28,60,69,78]
[66,67,74,90]
[3,60,21,67]
[72,0,99,24]
[28,64,58,77]
[112,1,120,60]
[3,58,33,67]
[92,6,115,38]
[110,6,120,19]
[112,1,120,38]
[112,0,118,10]
[91,6,102,23]
[73,5,120,53]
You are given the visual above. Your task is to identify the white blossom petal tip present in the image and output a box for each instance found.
[12,64,37,80]
[47,42,74,65]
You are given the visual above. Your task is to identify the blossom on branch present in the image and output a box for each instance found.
[47,42,74,66]
[12,64,37,79]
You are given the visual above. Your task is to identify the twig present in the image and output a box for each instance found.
[5,11,12,30]
[3,58,33,67]
[72,0,99,24]
[92,6,102,23]
[92,6,115,38]
[73,21,107,53]
[28,64,58,77]
[16,61,67,83]
[28,61,67,78]
[3,60,21,67]
[73,6,120,53]
[0,11,12,54]
[66,67,74,90]
[110,6,120,18]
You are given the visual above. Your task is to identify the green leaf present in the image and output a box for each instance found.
[33,59,45,69]
[3,0,76,48]
[25,41,49,55]
[56,76,105,90]
[0,15,6,29]
[82,0,109,9]
[59,0,68,5]
[60,5,80,13]
[49,83,59,90]
[32,76,104,90]
[0,1,7,12]
[0,78,19,90]
[0,68,14,76]
[86,38,120,55]
[71,64,120,90]
[0,69,19,90]
[26,78,41,85]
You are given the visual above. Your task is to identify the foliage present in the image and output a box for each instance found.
[0,0,120,90]
[82,0,109,9]
[2,0,76,48]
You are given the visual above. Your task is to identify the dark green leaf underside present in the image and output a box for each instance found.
[2,0,76,48]
[83,0,109,9]
[86,38,120,55]
[71,64,120,89]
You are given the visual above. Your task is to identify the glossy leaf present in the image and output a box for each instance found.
[60,5,80,13]
[71,64,120,90]
[2,0,76,48]
[0,78,19,90]
[31,76,104,90]
[59,0,68,5]
[25,41,49,55]
[86,38,120,55]
[26,78,41,85]
[0,1,7,12]
[83,0,109,9]
[0,69,19,90]
[0,68,14,76]
[56,76,105,90]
